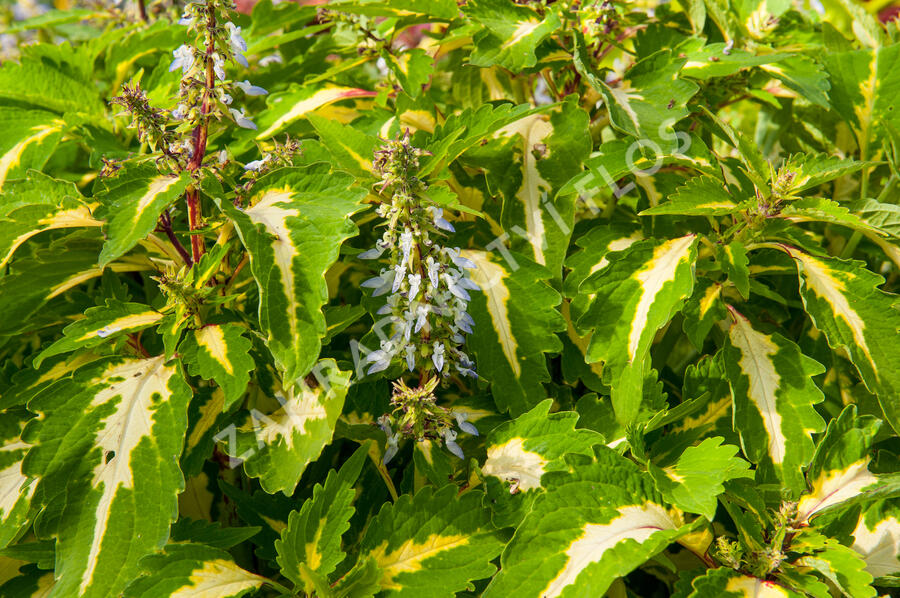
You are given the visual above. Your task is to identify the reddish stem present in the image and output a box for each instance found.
[184,5,217,264]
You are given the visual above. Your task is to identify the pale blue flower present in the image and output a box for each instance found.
[454,411,479,436]
[169,44,194,74]
[235,80,268,96]
[229,107,256,130]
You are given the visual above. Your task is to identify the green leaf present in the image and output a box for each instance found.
[485,447,694,598]
[824,44,900,153]
[0,172,102,269]
[307,113,379,180]
[797,406,886,523]
[465,0,561,72]
[95,168,190,266]
[383,49,433,98]
[780,246,900,436]
[221,359,351,495]
[124,543,269,598]
[0,57,104,114]
[420,102,541,177]
[0,414,35,548]
[0,109,64,190]
[179,324,254,410]
[481,400,604,527]
[686,567,804,597]
[577,235,698,422]
[352,485,505,597]
[22,356,192,598]
[793,535,876,598]
[851,198,900,238]
[575,35,698,150]
[221,166,366,385]
[778,153,873,193]
[488,98,591,275]
[461,250,565,415]
[680,280,727,351]
[759,55,830,108]
[34,300,164,368]
[649,437,752,520]
[255,86,375,140]
[275,443,369,592]
[780,198,887,239]
[721,307,826,494]
[641,176,744,216]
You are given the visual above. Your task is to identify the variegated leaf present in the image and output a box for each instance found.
[255,86,376,140]
[686,567,804,597]
[487,99,590,273]
[34,300,164,368]
[275,443,368,592]
[850,500,900,579]
[351,485,505,597]
[722,307,826,494]
[0,173,101,269]
[780,246,900,435]
[179,324,253,410]
[681,279,727,350]
[481,399,604,527]
[0,414,35,548]
[577,235,698,422]
[824,44,900,154]
[22,356,192,598]
[222,360,351,495]
[798,406,887,523]
[641,176,744,216]
[222,166,365,385]
[0,109,63,191]
[465,0,561,72]
[461,249,565,415]
[95,167,190,266]
[649,437,752,521]
[124,543,269,598]
[485,447,694,598]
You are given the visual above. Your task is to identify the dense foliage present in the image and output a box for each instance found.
[2,0,900,596]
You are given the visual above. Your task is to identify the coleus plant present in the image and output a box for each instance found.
[1,0,900,596]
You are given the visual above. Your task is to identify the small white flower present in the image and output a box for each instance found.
[399,228,413,265]
[377,414,392,436]
[171,104,186,120]
[432,341,445,372]
[217,149,228,164]
[405,344,416,371]
[456,311,475,334]
[229,107,256,130]
[224,22,247,53]
[443,428,464,459]
[178,13,193,26]
[444,273,470,301]
[243,158,267,171]
[221,93,233,106]
[234,52,249,68]
[358,246,385,260]
[383,433,400,465]
[213,53,226,81]
[429,206,455,232]
[407,273,421,301]
[426,256,440,289]
[445,247,476,269]
[365,349,391,374]
[235,80,268,96]
[169,44,194,74]
[392,264,406,294]
[454,411,479,436]
[415,304,429,333]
